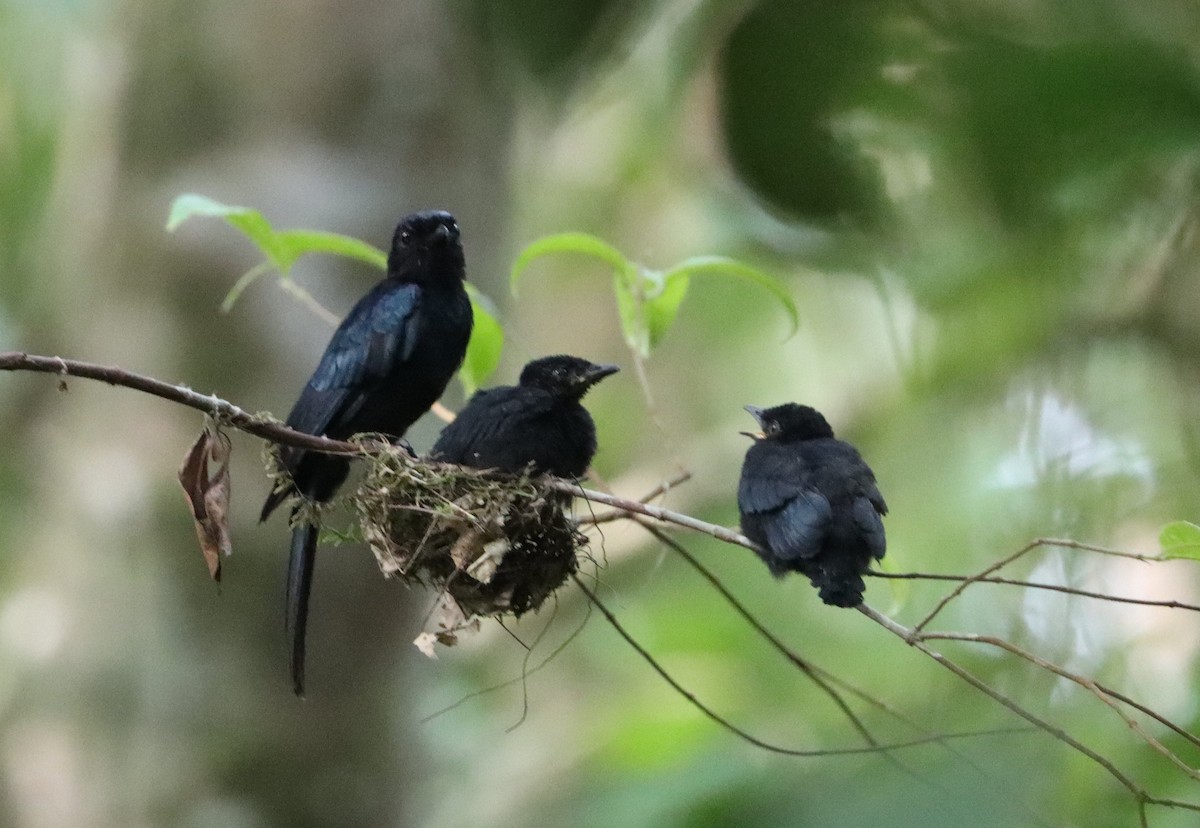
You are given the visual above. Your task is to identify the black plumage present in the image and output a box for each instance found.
[737,403,887,607]
[429,355,618,477]
[261,210,473,695]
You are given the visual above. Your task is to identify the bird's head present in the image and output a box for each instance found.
[388,210,465,282]
[741,403,834,442]
[519,355,619,399]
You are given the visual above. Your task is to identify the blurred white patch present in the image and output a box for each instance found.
[72,446,152,524]
[989,391,1154,490]
[3,721,84,828]
[0,588,69,662]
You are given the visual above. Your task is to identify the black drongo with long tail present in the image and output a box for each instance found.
[261,210,472,695]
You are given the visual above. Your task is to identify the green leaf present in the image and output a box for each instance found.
[273,230,387,272]
[166,194,285,270]
[460,284,504,395]
[644,271,690,351]
[166,193,390,276]
[1159,521,1200,561]
[510,232,631,295]
[664,255,799,338]
[611,270,646,356]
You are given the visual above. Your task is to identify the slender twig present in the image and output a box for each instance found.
[923,630,1200,762]
[858,603,1200,816]
[913,537,1169,632]
[582,470,693,525]
[913,539,1047,633]
[871,571,1200,612]
[633,518,1061,821]
[635,520,879,746]
[560,482,758,549]
[572,573,1031,758]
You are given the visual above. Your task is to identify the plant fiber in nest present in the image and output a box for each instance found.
[356,446,587,618]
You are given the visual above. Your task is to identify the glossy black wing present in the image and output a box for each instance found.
[431,387,561,472]
[429,387,512,464]
[738,444,833,561]
[285,281,421,439]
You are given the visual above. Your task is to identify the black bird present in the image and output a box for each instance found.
[261,210,473,695]
[737,403,887,607]
[429,355,618,477]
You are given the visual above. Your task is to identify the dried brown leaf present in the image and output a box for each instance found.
[178,425,233,581]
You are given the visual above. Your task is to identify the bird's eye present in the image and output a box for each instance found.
[400,231,411,245]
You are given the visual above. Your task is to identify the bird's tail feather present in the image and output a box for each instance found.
[287,521,318,697]
[810,562,867,608]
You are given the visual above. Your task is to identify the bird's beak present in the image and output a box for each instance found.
[430,223,453,246]
[741,405,766,439]
[581,363,620,388]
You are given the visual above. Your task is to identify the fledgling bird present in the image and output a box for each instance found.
[737,403,887,608]
[429,355,618,478]
[261,210,473,696]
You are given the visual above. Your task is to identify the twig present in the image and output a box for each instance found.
[912,537,1167,633]
[581,470,693,525]
[0,351,361,456]
[923,630,1200,765]
[634,520,879,746]
[571,573,1032,758]
[858,603,1200,817]
[871,570,1200,612]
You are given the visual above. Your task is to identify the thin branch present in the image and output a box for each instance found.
[571,573,1032,758]
[582,470,693,525]
[559,481,759,549]
[872,570,1200,612]
[858,603,1200,816]
[912,537,1169,633]
[913,538,1046,633]
[923,630,1200,761]
[634,520,879,746]
[0,351,361,456]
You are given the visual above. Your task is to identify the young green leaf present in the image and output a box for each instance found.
[663,255,799,338]
[167,193,284,269]
[1159,520,1200,561]
[611,270,647,356]
[461,285,504,394]
[510,232,631,295]
[644,271,690,351]
[273,230,388,272]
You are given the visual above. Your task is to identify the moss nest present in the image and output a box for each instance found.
[355,445,587,619]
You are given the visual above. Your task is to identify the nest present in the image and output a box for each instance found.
[355,445,587,621]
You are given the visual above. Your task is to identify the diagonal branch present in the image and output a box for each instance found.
[571,572,1032,759]
[857,603,1200,817]
[0,351,361,456]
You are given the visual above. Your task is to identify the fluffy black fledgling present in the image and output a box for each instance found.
[261,210,473,695]
[429,355,618,477]
[737,403,887,607]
